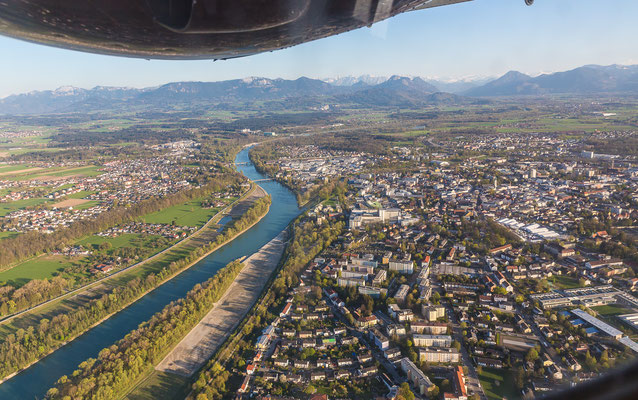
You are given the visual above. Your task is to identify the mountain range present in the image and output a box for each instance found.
[0,75,480,114]
[1,64,636,114]
[463,64,638,96]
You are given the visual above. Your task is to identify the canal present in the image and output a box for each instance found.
[0,147,301,399]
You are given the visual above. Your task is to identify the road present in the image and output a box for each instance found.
[0,184,262,326]
[445,301,487,400]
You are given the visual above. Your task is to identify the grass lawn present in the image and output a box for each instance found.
[0,255,79,286]
[478,367,519,400]
[0,197,50,217]
[592,304,635,316]
[124,371,190,400]
[550,275,583,289]
[142,197,219,228]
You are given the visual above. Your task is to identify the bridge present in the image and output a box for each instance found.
[235,162,251,165]
[253,178,273,182]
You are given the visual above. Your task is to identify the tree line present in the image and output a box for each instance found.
[0,173,244,267]
[192,212,345,399]
[45,259,246,400]
[0,195,271,380]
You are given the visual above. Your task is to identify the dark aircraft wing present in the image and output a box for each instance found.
[0,0,471,59]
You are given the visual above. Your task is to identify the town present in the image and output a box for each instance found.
[231,130,638,400]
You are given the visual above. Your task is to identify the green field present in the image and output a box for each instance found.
[0,255,78,285]
[67,190,97,199]
[4,165,102,181]
[77,233,164,253]
[0,231,18,240]
[125,371,189,400]
[478,367,518,400]
[0,164,33,173]
[142,197,221,227]
[0,197,50,217]
[0,233,168,288]
[550,275,583,289]
[592,304,634,316]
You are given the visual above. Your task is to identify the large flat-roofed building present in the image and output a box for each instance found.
[571,309,623,339]
[618,313,638,331]
[422,304,446,321]
[413,334,452,348]
[390,260,414,274]
[410,321,449,335]
[532,285,624,309]
[418,347,461,363]
[531,291,572,309]
[400,357,435,395]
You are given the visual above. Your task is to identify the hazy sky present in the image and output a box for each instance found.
[1,0,637,97]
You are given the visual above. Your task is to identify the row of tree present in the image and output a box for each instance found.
[0,173,244,267]
[0,195,271,380]
[45,259,246,400]
[192,212,345,399]
[0,276,69,316]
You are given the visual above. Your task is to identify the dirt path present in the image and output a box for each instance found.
[155,229,287,377]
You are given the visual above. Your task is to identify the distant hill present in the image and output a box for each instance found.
[465,64,638,96]
[0,75,481,114]
[335,76,478,107]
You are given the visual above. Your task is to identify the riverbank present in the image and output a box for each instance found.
[0,147,302,399]
[0,183,258,327]
[0,185,268,385]
[156,229,288,376]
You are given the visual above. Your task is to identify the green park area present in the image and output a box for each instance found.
[478,367,518,400]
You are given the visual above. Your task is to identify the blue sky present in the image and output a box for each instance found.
[1,0,637,97]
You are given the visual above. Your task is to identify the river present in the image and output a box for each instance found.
[0,147,301,399]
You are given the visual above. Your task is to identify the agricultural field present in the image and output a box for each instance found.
[0,255,79,285]
[0,164,102,181]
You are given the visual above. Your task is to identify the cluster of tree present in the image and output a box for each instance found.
[251,145,349,205]
[192,213,345,399]
[50,128,196,147]
[0,195,270,380]
[45,259,246,399]
[0,277,69,316]
[0,173,244,267]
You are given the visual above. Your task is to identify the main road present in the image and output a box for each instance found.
[0,147,302,399]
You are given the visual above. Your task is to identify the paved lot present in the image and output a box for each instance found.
[156,229,287,377]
